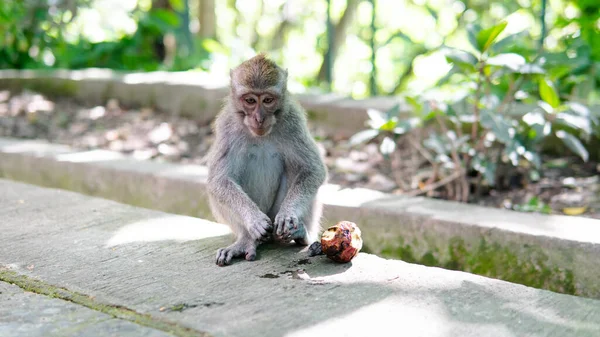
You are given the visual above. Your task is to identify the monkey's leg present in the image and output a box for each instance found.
[273,173,322,245]
[270,175,310,244]
[209,196,263,266]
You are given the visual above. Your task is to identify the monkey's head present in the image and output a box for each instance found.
[230,54,288,137]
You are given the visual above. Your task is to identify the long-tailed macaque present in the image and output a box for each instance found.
[207,54,328,266]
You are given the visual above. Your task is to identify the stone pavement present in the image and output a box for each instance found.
[1,179,600,337]
[0,282,172,337]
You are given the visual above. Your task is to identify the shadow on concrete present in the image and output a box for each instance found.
[99,215,600,337]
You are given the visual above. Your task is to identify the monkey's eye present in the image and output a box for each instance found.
[263,97,274,104]
[245,97,256,104]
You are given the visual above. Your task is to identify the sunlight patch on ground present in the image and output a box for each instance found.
[317,184,386,207]
[0,140,71,156]
[105,216,231,247]
[285,294,514,337]
[121,71,229,88]
[55,149,125,163]
[156,164,209,181]
[403,201,600,244]
[307,253,467,291]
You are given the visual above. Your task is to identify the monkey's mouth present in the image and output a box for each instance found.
[249,127,270,136]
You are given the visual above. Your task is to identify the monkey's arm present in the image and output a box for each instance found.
[207,142,272,240]
[279,126,327,217]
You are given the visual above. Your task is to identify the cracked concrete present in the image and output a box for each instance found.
[0,281,174,337]
[1,179,600,337]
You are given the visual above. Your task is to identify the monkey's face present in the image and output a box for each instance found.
[238,92,279,137]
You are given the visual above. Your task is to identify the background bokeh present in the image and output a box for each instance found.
[1,0,599,216]
[1,0,598,102]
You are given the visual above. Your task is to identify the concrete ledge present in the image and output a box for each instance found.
[2,137,600,299]
[2,179,600,337]
[0,69,408,137]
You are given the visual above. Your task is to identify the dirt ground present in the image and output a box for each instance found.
[1,90,598,219]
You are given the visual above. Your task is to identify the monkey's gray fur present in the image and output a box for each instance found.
[206,55,328,266]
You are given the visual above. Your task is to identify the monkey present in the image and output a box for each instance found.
[206,54,328,266]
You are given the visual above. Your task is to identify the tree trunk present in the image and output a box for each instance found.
[198,0,216,39]
[151,0,173,62]
[317,0,362,82]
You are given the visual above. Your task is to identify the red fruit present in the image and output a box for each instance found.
[320,221,363,263]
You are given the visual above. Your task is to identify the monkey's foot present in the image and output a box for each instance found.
[216,239,258,266]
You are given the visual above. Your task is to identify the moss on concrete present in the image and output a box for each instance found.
[25,78,79,97]
[0,269,211,337]
[380,236,577,296]
[306,110,322,122]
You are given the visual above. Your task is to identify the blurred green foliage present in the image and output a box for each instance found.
[0,0,210,71]
[0,0,598,102]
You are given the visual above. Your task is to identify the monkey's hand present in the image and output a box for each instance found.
[274,209,306,243]
[246,212,273,242]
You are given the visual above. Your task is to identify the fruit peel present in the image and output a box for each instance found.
[320,221,363,263]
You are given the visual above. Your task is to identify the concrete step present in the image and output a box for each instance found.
[1,179,599,337]
[2,137,600,299]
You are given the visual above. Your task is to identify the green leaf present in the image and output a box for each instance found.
[366,108,387,129]
[385,103,401,119]
[527,121,551,144]
[555,113,591,136]
[476,21,507,52]
[522,111,546,126]
[486,53,526,71]
[404,96,422,112]
[379,119,398,132]
[380,137,396,155]
[482,161,497,185]
[539,78,560,108]
[537,101,554,114]
[445,49,478,72]
[421,109,439,121]
[423,135,448,155]
[556,130,589,162]
[518,64,545,74]
[168,0,185,11]
[491,31,529,53]
[467,24,482,52]
[435,66,460,86]
[148,9,181,30]
[393,117,421,135]
[471,156,497,185]
[480,110,513,144]
[424,5,438,20]
[567,102,597,125]
[503,140,522,166]
[349,129,379,146]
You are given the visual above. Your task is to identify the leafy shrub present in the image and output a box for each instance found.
[351,21,598,202]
